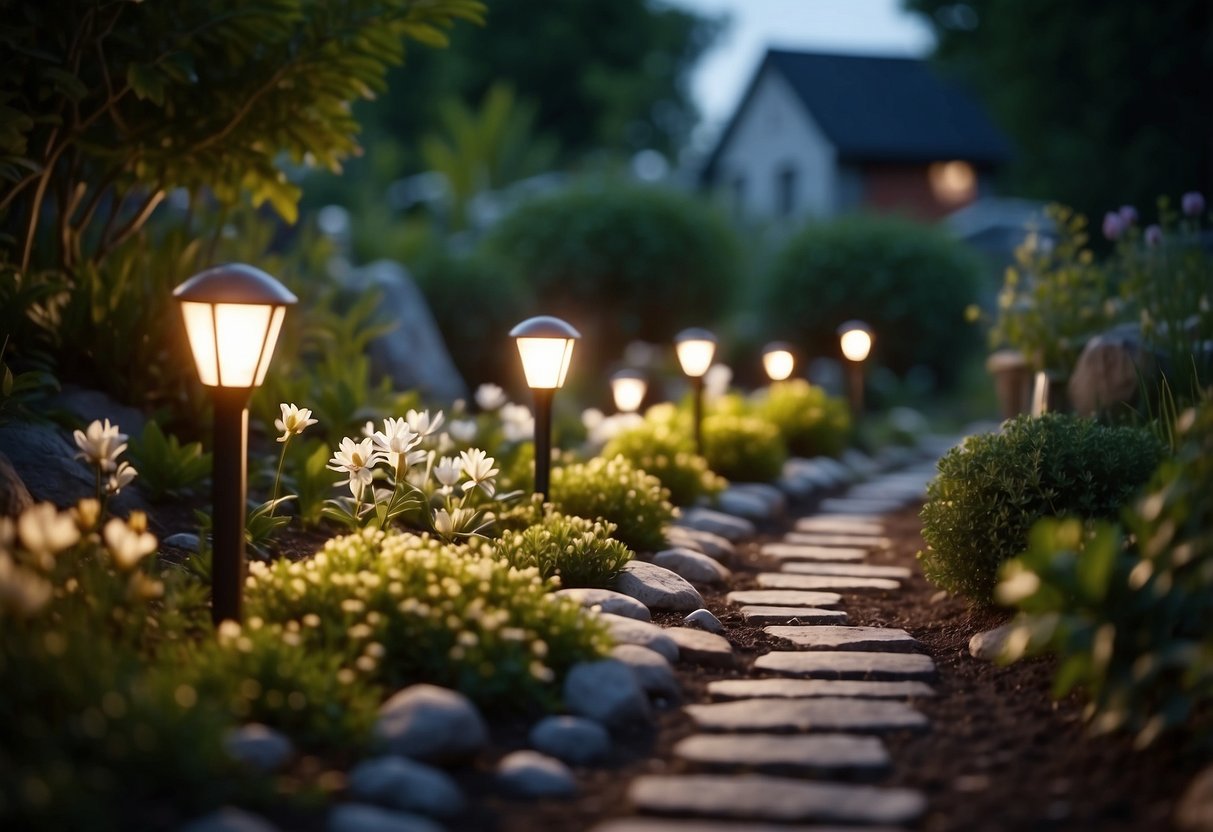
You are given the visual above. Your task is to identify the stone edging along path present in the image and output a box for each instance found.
[573,443,955,832]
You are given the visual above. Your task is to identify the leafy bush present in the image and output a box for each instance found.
[996,401,1213,747]
[245,529,611,710]
[549,455,675,552]
[491,512,633,589]
[702,413,787,483]
[919,413,1165,602]
[752,379,852,458]
[127,420,211,501]
[482,181,740,380]
[762,214,982,386]
[601,413,726,506]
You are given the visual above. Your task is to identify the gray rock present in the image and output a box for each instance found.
[596,612,679,662]
[731,482,787,514]
[347,756,465,817]
[555,587,650,621]
[810,456,856,484]
[0,421,146,513]
[374,684,488,762]
[760,542,867,563]
[781,562,911,580]
[674,732,890,776]
[715,487,775,521]
[180,807,281,832]
[651,548,731,586]
[613,560,704,611]
[222,723,293,772]
[754,650,937,681]
[1068,325,1153,417]
[968,622,1019,662]
[50,385,147,438]
[775,470,818,499]
[0,451,32,516]
[765,625,921,653]
[627,774,926,826]
[663,524,735,561]
[675,507,755,541]
[496,750,577,798]
[663,627,735,668]
[528,715,611,765]
[840,448,881,478]
[563,659,652,729]
[327,804,443,832]
[610,644,680,702]
[1177,764,1213,832]
[726,590,843,609]
[685,697,928,733]
[162,532,201,552]
[682,608,724,634]
[756,573,900,592]
[340,260,466,402]
[739,606,848,626]
[708,678,935,701]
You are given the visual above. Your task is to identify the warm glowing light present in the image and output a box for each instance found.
[838,321,873,362]
[509,316,581,389]
[174,264,296,389]
[674,328,717,378]
[611,371,647,413]
[762,342,795,381]
[928,160,977,206]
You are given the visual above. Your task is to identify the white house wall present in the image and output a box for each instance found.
[715,67,837,220]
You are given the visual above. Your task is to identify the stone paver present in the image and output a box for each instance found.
[817,498,905,516]
[674,732,890,776]
[754,651,937,681]
[780,562,912,580]
[684,697,928,733]
[739,606,848,625]
[794,516,885,536]
[591,819,907,832]
[664,627,736,668]
[628,774,927,826]
[782,532,890,549]
[707,678,935,701]
[726,589,842,608]
[764,625,921,653]
[759,543,867,562]
[756,573,901,592]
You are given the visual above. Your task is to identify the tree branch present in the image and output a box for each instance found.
[95,186,165,261]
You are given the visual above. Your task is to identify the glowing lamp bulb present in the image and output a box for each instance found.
[509,316,581,389]
[838,321,873,363]
[610,370,647,413]
[762,342,795,381]
[674,328,717,378]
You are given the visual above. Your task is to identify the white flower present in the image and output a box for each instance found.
[274,403,318,442]
[73,418,127,472]
[433,506,474,536]
[500,403,534,443]
[361,420,376,439]
[448,418,478,444]
[106,461,138,496]
[405,408,444,438]
[459,448,499,497]
[372,417,425,471]
[17,503,80,559]
[327,436,381,499]
[103,516,158,570]
[0,553,52,618]
[433,456,463,491]
[581,408,605,431]
[475,383,507,412]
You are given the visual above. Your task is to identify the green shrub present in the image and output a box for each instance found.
[601,415,726,506]
[752,379,852,458]
[762,214,982,386]
[244,529,611,710]
[491,512,633,589]
[996,401,1213,747]
[919,413,1165,602]
[482,181,740,380]
[127,420,211,501]
[549,455,675,552]
[702,413,787,483]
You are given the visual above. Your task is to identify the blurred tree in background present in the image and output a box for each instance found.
[908,0,1213,218]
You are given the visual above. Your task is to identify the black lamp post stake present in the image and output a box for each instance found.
[848,361,865,417]
[691,375,704,456]
[532,387,554,501]
[211,388,251,625]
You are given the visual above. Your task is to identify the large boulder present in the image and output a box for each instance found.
[0,451,33,517]
[340,260,466,402]
[0,422,146,513]
[1068,325,1154,417]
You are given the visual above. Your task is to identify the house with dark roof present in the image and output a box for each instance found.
[699,49,1012,222]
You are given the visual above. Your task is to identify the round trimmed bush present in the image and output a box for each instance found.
[549,455,675,552]
[762,214,982,386]
[491,512,633,589]
[602,415,726,506]
[701,413,787,483]
[919,413,1165,603]
[753,379,852,457]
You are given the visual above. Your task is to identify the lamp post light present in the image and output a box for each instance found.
[610,369,647,414]
[762,341,796,383]
[174,264,296,626]
[674,328,717,455]
[837,320,873,416]
[509,315,581,500]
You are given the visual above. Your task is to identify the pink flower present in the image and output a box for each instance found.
[1144,224,1163,247]
[1102,211,1125,241]
[1118,205,1137,226]
[1182,191,1206,218]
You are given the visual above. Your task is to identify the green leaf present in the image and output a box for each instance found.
[126,63,167,106]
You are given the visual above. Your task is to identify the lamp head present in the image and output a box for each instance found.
[674,327,717,378]
[509,315,581,389]
[610,369,647,413]
[173,263,297,389]
[837,320,873,363]
[762,341,795,381]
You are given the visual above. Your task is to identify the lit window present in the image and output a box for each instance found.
[928,160,977,206]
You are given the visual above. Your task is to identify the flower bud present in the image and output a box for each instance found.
[1102,211,1125,241]
[1182,191,1206,217]
[1144,224,1163,247]
[1118,205,1137,226]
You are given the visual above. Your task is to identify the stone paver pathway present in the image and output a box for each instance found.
[589,451,947,832]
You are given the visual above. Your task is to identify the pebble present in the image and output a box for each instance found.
[222,724,293,772]
[682,608,724,633]
[596,612,680,662]
[676,507,756,542]
[684,697,928,733]
[764,625,922,653]
[529,715,612,766]
[614,560,705,611]
[652,548,732,586]
[563,659,652,729]
[707,678,935,701]
[754,650,937,681]
[327,804,443,832]
[555,587,652,621]
[346,756,465,817]
[611,644,681,702]
[496,750,578,798]
[663,627,735,668]
[374,684,488,762]
[162,532,201,552]
[968,622,1020,662]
